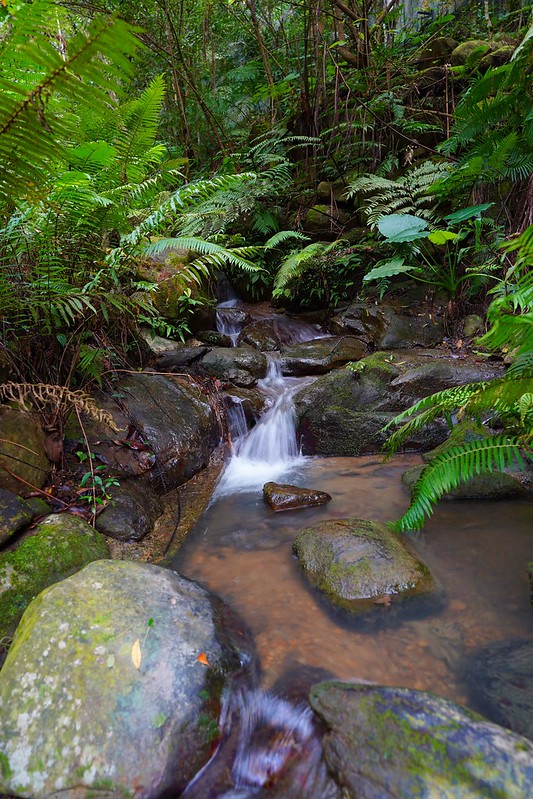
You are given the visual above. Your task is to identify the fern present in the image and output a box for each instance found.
[349,162,450,226]
[273,241,343,297]
[389,437,526,532]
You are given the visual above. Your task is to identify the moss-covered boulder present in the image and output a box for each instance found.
[281,336,366,375]
[466,639,533,742]
[478,44,514,72]
[0,513,109,640]
[303,204,350,232]
[0,560,252,799]
[263,481,332,512]
[450,40,492,66]
[0,488,34,546]
[293,518,435,617]
[199,346,267,387]
[0,407,49,493]
[328,303,444,349]
[414,36,458,67]
[310,681,533,798]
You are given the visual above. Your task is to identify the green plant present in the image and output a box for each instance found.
[384,225,533,532]
[362,205,501,303]
[76,450,120,514]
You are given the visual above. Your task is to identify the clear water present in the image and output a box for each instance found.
[172,454,533,705]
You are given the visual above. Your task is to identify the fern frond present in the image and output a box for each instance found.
[264,230,309,249]
[0,382,120,431]
[390,437,527,532]
[143,237,260,274]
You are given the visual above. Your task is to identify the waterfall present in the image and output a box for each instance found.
[215,355,310,496]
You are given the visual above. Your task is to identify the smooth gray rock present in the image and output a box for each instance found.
[310,681,533,799]
[0,560,251,799]
[293,518,435,616]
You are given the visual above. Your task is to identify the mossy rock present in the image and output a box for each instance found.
[303,204,351,232]
[450,40,493,67]
[0,513,109,640]
[0,407,49,493]
[478,45,514,72]
[293,518,435,617]
[310,681,533,798]
[414,36,458,67]
[0,560,251,799]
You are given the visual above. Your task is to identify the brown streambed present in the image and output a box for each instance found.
[170,454,533,707]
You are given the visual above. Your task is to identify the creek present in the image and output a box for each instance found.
[169,313,533,796]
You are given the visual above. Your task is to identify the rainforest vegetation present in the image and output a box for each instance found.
[0,0,532,529]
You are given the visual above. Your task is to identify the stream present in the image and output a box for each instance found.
[171,309,533,795]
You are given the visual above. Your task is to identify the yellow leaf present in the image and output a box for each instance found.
[131,639,142,669]
[197,652,210,666]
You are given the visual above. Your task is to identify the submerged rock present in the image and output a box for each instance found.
[0,488,34,546]
[0,560,252,799]
[263,482,332,512]
[293,518,435,617]
[310,681,533,799]
[0,513,109,640]
[466,639,533,741]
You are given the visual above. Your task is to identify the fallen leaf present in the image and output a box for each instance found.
[197,652,210,666]
[456,339,463,349]
[131,639,142,669]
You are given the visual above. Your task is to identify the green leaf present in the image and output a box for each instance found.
[363,257,420,282]
[428,230,458,245]
[377,214,430,243]
[443,204,494,224]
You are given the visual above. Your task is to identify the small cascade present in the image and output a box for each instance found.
[226,396,248,442]
[216,300,244,347]
[183,689,333,799]
[215,354,311,496]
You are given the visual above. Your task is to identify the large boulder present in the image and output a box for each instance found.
[413,36,458,67]
[84,374,220,492]
[95,478,163,541]
[280,336,366,375]
[293,518,435,617]
[466,639,533,741]
[450,40,493,67]
[0,513,109,640]
[303,204,350,233]
[263,482,332,512]
[238,316,324,352]
[0,560,252,799]
[0,488,34,546]
[0,407,49,493]
[199,346,267,387]
[310,681,533,799]
[294,351,503,457]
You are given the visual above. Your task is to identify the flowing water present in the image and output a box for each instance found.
[173,319,533,795]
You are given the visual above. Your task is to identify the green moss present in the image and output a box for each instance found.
[0,752,12,780]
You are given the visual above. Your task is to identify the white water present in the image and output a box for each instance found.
[215,356,312,497]
[216,299,245,347]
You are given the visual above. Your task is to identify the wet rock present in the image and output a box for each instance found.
[377,307,444,349]
[281,336,366,375]
[310,681,533,799]
[463,314,484,337]
[88,373,220,492]
[0,407,49,493]
[199,346,267,387]
[155,345,209,371]
[140,329,188,355]
[239,316,324,352]
[0,513,109,640]
[328,302,388,343]
[196,330,232,347]
[0,560,251,799]
[293,518,435,616]
[294,352,503,457]
[466,639,533,741]
[95,478,163,541]
[0,489,34,546]
[263,482,332,512]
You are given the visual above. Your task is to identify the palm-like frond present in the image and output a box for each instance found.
[143,237,260,274]
[390,436,527,532]
[273,241,342,296]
